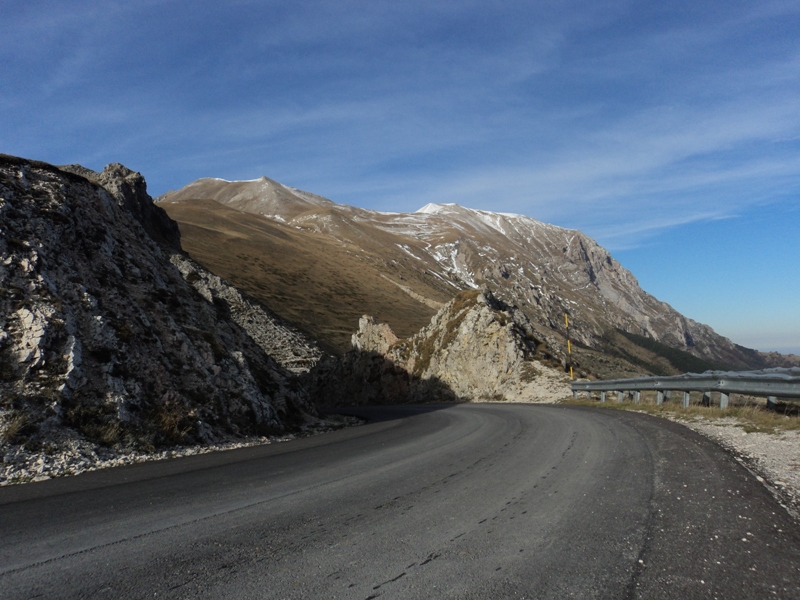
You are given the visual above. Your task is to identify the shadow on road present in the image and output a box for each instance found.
[322,403,460,424]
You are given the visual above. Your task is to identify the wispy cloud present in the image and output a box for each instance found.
[2,0,799,252]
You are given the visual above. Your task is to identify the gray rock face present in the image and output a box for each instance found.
[316,288,571,405]
[0,155,317,468]
[351,316,399,356]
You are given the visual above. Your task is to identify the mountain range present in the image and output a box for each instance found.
[158,175,785,379]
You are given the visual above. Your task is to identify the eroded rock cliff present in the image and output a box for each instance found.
[0,155,319,481]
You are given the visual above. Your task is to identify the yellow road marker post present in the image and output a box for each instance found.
[565,312,574,381]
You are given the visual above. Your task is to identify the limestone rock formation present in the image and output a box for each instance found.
[351,316,399,356]
[0,155,318,478]
[316,287,571,405]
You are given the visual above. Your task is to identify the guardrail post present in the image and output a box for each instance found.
[634,391,641,404]
[720,392,729,409]
[617,391,624,403]
[601,391,606,403]
[683,391,691,408]
[573,389,577,399]
[767,396,778,410]
[657,390,664,405]
[702,392,711,407]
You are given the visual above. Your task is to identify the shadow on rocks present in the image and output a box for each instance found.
[304,350,463,408]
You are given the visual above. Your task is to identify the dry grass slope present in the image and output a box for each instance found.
[162,199,448,354]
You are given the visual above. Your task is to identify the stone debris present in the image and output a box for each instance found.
[1,414,361,486]
[170,254,323,374]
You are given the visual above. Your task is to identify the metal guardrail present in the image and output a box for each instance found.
[571,368,800,409]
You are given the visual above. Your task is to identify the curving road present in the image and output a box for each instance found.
[1,404,800,599]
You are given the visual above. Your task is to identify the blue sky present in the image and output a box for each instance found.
[2,1,798,353]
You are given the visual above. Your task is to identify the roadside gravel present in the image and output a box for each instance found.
[561,397,800,520]
[1,415,361,486]
[668,416,800,518]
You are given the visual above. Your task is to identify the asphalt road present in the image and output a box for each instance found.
[2,404,800,599]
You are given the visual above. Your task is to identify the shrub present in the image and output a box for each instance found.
[2,410,34,444]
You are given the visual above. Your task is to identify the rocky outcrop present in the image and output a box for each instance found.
[351,316,399,355]
[315,288,571,405]
[61,162,182,251]
[0,155,319,480]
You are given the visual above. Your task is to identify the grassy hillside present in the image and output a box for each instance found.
[616,329,727,373]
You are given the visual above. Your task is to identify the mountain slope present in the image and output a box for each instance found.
[160,197,452,353]
[160,177,766,376]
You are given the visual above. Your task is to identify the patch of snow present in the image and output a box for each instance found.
[207,176,266,183]
[395,244,424,261]
[281,185,335,206]
[470,210,508,235]
[426,242,478,288]
[426,269,461,288]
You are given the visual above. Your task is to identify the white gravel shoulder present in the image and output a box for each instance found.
[671,416,800,518]
[1,416,362,486]
[2,435,293,485]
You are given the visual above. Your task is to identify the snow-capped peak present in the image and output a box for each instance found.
[416,203,457,214]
